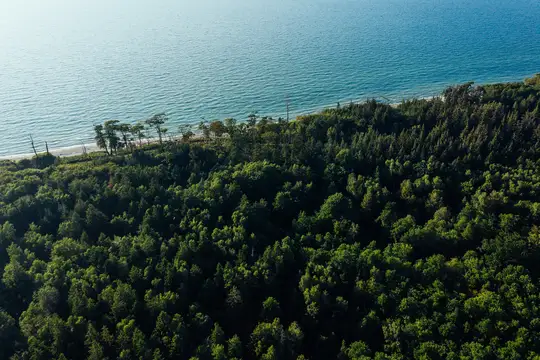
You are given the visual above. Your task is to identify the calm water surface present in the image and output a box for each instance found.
[1,0,539,156]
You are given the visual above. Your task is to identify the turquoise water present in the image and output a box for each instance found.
[1,0,539,156]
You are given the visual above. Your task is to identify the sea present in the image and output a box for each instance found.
[1,0,539,157]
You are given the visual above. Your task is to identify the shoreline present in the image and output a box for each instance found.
[0,143,100,162]
[0,74,535,163]
[0,96,440,162]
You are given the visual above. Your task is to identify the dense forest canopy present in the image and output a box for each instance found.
[1,75,540,359]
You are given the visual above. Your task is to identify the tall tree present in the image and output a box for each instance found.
[93,124,109,155]
[117,123,133,152]
[104,120,120,154]
[131,122,146,147]
[29,134,38,158]
[146,113,168,146]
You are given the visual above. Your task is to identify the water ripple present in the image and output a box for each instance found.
[0,0,539,155]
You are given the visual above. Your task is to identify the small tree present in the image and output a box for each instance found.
[525,73,540,86]
[247,112,258,127]
[146,113,168,145]
[224,118,237,136]
[209,120,226,138]
[161,127,170,143]
[179,124,195,142]
[199,121,210,141]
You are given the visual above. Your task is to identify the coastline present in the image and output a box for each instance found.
[0,95,441,162]
[1,74,533,162]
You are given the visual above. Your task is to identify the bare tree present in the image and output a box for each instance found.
[80,140,88,156]
[29,135,38,158]
[285,94,290,121]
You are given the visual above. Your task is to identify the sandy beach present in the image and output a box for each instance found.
[0,143,100,161]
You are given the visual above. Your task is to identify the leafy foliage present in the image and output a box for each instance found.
[1,78,540,359]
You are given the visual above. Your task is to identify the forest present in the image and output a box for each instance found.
[1,74,540,359]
